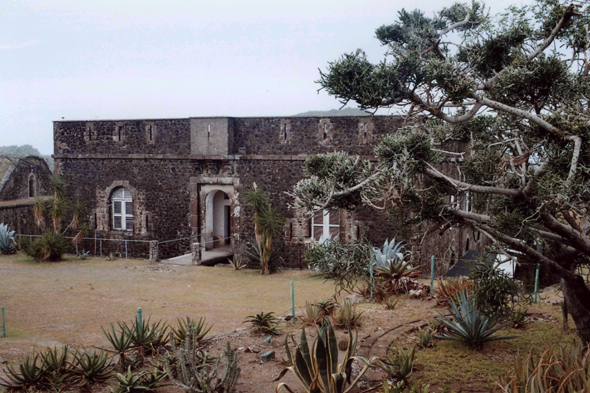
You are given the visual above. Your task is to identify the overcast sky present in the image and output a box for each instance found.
[2,0,533,155]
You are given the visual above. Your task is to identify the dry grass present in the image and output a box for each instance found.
[0,253,334,359]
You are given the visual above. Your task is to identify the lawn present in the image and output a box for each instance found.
[0,253,334,358]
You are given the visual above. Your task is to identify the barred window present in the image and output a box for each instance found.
[112,187,133,231]
[311,209,339,242]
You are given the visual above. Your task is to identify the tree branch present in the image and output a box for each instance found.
[424,164,521,196]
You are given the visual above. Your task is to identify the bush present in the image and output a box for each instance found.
[305,238,373,294]
[469,262,522,318]
[22,232,69,262]
[0,223,16,254]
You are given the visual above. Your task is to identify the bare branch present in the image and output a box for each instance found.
[565,135,582,184]
[424,164,521,196]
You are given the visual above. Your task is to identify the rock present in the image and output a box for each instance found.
[263,335,273,345]
[260,350,275,363]
[409,289,424,299]
[0,356,6,364]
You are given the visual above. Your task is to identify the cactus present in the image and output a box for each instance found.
[0,223,16,254]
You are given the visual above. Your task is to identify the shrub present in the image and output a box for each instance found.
[70,348,114,387]
[243,311,280,335]
[276,319,377,393]
[305,238,373,294]
[436,290,516,349]
[469,262,522,318]
[299,302,322,326]
[23,231,69,262]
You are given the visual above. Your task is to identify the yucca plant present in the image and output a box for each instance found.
[39,346,71,378]
[333,300,364,329]
[299,302,323,326]
[120,318,169,354]
[227,255,247,270]
[244,311,280,335]
[0,223,16,254]
[171,316,212,345]
[376,346,416,382]
[0,353,46,389]
[384,297,399,310]
[436,290,516,349]
[276,319,377,393]
[70,348,114,387]
[103,324,133,367]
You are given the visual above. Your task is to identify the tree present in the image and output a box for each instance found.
[291,0,590,345]
[244,183,284,275]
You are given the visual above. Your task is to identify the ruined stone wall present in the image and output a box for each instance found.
[0,156,52,201]
[0,202,41,237]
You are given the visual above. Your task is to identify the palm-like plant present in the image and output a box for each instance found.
[70,348,114,386]
[276,319,377,393]
[120,318,168,354]
[102,324,133,366]
[244,184,284,275]
[0,353,45,389]
[436,290,516,349]
[244,311,280,335]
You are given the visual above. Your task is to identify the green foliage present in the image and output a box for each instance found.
[111,367,167,393]
[227,255,246,270]
[102,324,133,366]
[0,353,45,389]
[22,231,69,262]
[305,238,373,294]
[333,300,364,329]
[436,277,475,305]
[276,319,377,393]
[70,348,114,386]
[166,336,240,393]
[243,311,280,335]
[120,318,169,354]
[171,316,212,345]
[495,343,590,393]
[0,223,16,254]
[381,380,432,393]
[384,297,399,310]
[417,328,434,348]
[244,185,284,275]
[436,291,516,349]
[469,262,522,318]
[314,298,338,316]
[375,346,416,382]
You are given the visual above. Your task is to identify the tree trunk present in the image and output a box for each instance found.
[561,275,590,346]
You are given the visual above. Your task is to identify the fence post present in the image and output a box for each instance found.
[291,281,295,322]
[534,263,540,304]
[369,262,374,300]
[137,308,142,326]
[2,307,5,338]
[192,242,201,265]
[100,239,102,257]
[149,241,159,262]
[430,255,435,292]
[125,240,128,259]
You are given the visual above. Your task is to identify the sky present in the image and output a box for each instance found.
[2,0,534,155]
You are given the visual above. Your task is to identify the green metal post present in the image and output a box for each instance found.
[2,307,5,338]
[290,281,295,322]
[534,263,540,304]
[369,263,374,300]
[430,255,435,292]
[137,307,142,326]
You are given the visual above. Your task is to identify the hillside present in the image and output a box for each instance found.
[0,145,54,172]
[293,107,370,117]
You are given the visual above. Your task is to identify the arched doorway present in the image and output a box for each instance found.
[205,190,231,249]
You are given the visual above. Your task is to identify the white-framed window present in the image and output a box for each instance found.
[312,209,340,242]
[112,187,133,231]
[465,191,472,212]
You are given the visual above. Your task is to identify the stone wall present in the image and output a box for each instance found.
[0,156,52,201]
[0,202,41,237]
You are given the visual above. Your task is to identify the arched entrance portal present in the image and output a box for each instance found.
[205,190,231,249]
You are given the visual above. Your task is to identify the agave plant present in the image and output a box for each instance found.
[299,302,323,326]
[70,348,114,386]
[276,319,377,393]
[103,324,133,366]
[171,316,212,345]
[436,290,516,349]
[244,311,280,335]
[0,223,17,254]
[376,346,416,382]
[39,346,71,378]
[120,318,169,354]
[112,367,167,393]
[333,300,364,329]
[0,353,46,389]
[373,238,407,268]
[416,328,434,348]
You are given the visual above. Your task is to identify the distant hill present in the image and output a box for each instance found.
[293,107,371,117]
[0,145,54,172]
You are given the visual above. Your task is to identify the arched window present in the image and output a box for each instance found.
[112,187,133,231]
[28,174,36,198]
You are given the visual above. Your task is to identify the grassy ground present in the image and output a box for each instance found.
[0,252,335,358]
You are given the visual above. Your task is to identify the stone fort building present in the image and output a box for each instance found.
[52,116,485,268]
